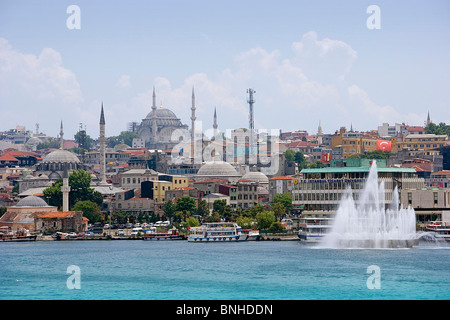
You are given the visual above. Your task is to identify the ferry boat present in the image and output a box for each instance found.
[0,229,37,242]
[143,227,183,240]
[297,216,334,243]
[426,221,450,241]
[188,222,247,242]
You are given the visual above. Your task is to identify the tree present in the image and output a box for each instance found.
[284,149,295,161]
[106,131,139,148]
[273,193,293,214]
[72,200,103,223]
[176,196,196,215]
[206,211,221,222]
[197,200,210,219]
[43,169,103,209]
[308,161,326,168]
[162,200,176,221]
[425,122,450,136]
[74,130,93,152]
[235,216,255,229]
[271,202,285,221]
[183,216,200,228]
[256,211,275,230]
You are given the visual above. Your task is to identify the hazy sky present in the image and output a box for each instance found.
[1,0,449,140]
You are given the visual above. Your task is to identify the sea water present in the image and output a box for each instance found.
[0,240,449,300]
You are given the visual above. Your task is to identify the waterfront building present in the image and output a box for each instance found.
[292,158,424,212]
[429,170,450,188]
[268,176,294,202]
[0,196,57,232]
[292,158,425,242]
[400,187,450,227]
[35,211,86,234]
[119,168,159,189]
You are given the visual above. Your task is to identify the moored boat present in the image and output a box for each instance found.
[143,227,183,240]
[0,229,37,242]
[426,221,450,241]
[188,222,247,242]
[242,229,260,241]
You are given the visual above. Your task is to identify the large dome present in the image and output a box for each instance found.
[42,149,80,163]
[197,161,240,177]
[145,108,179,120]
[16,196,50,207]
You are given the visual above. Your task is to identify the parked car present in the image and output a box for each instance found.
[66,232,78,238]
[131,227,143,236]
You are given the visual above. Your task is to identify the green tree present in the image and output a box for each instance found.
[72,200,103,223]
[271,202,285,221]
[162,200,177,221]
[273,193,293,214]
[106,131,139,148]
[284,149,296,161]
[256,211,275,230]
[176,196,196,215]
[43,169,103,209]
[206,211,221,222]
[183,216,200,228]
[308,161,326,168]
[74,130,93,152]
[197,200,210,219]
[235,216,255,229]
[425,122,450,136]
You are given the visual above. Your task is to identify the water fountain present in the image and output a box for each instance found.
[320,161,418,248]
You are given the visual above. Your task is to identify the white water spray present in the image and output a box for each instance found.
[320,161,418,248]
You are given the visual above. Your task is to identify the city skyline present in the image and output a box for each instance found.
[1,0,449,139]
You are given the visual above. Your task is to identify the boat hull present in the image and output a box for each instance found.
[0,235,37,242]
[188,235,247,242]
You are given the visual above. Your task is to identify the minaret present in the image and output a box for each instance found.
[426,111,431,126]
[99,103,107,185]
[59,121,64,150]
[191,87,196,143]
[61,166,70,212]
[213,107,218,138]
[317,120,323,145]
[152,86,158,145]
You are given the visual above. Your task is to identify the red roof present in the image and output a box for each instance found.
[0,154,19,162]
[270,176,294,180]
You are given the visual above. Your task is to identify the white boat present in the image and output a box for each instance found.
[188,222,247,242]
[242,229,260,241]
[143,227,183,240]
[297,216,334,243]
[426,221,450,241]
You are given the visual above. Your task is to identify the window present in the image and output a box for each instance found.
[408,192,412,205]
[434,192,438,204]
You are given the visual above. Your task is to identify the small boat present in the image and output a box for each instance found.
[0,229,37,242]
[143,227,183,240]
[188,222,247,242]
[426,221,450,241]
[242,229,260,241]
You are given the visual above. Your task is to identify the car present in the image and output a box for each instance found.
[131,227,143,236]
[66,232,78,238]
[104,224,110,229]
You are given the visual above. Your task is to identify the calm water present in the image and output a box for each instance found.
[0,240,449,300]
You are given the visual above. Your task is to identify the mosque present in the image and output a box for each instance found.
[136,87,190,150]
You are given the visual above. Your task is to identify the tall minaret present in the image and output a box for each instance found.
[317,120,323,145]
[191,87,196,143]
[213,107,218,138]
[61,165,70,211]
[99,103,107,185]
[59,120,64,150]
[426,111,431,126]
[152,86,158,145]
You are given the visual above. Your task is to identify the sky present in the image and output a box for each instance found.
[0,0,449,140]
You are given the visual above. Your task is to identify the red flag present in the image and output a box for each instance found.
[376,139,392,151]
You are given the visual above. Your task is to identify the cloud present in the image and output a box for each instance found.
[0,38,83,136]
[116,75,131,89]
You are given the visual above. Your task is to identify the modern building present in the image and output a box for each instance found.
[391,134,448,153]
[292,158,424,213]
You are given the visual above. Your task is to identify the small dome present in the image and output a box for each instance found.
[114,143,130,152]
[16,196,49,207]
[42,149,80,164]
[38,174,49,179]
[197,161,240,177]
[242,171,269,184]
